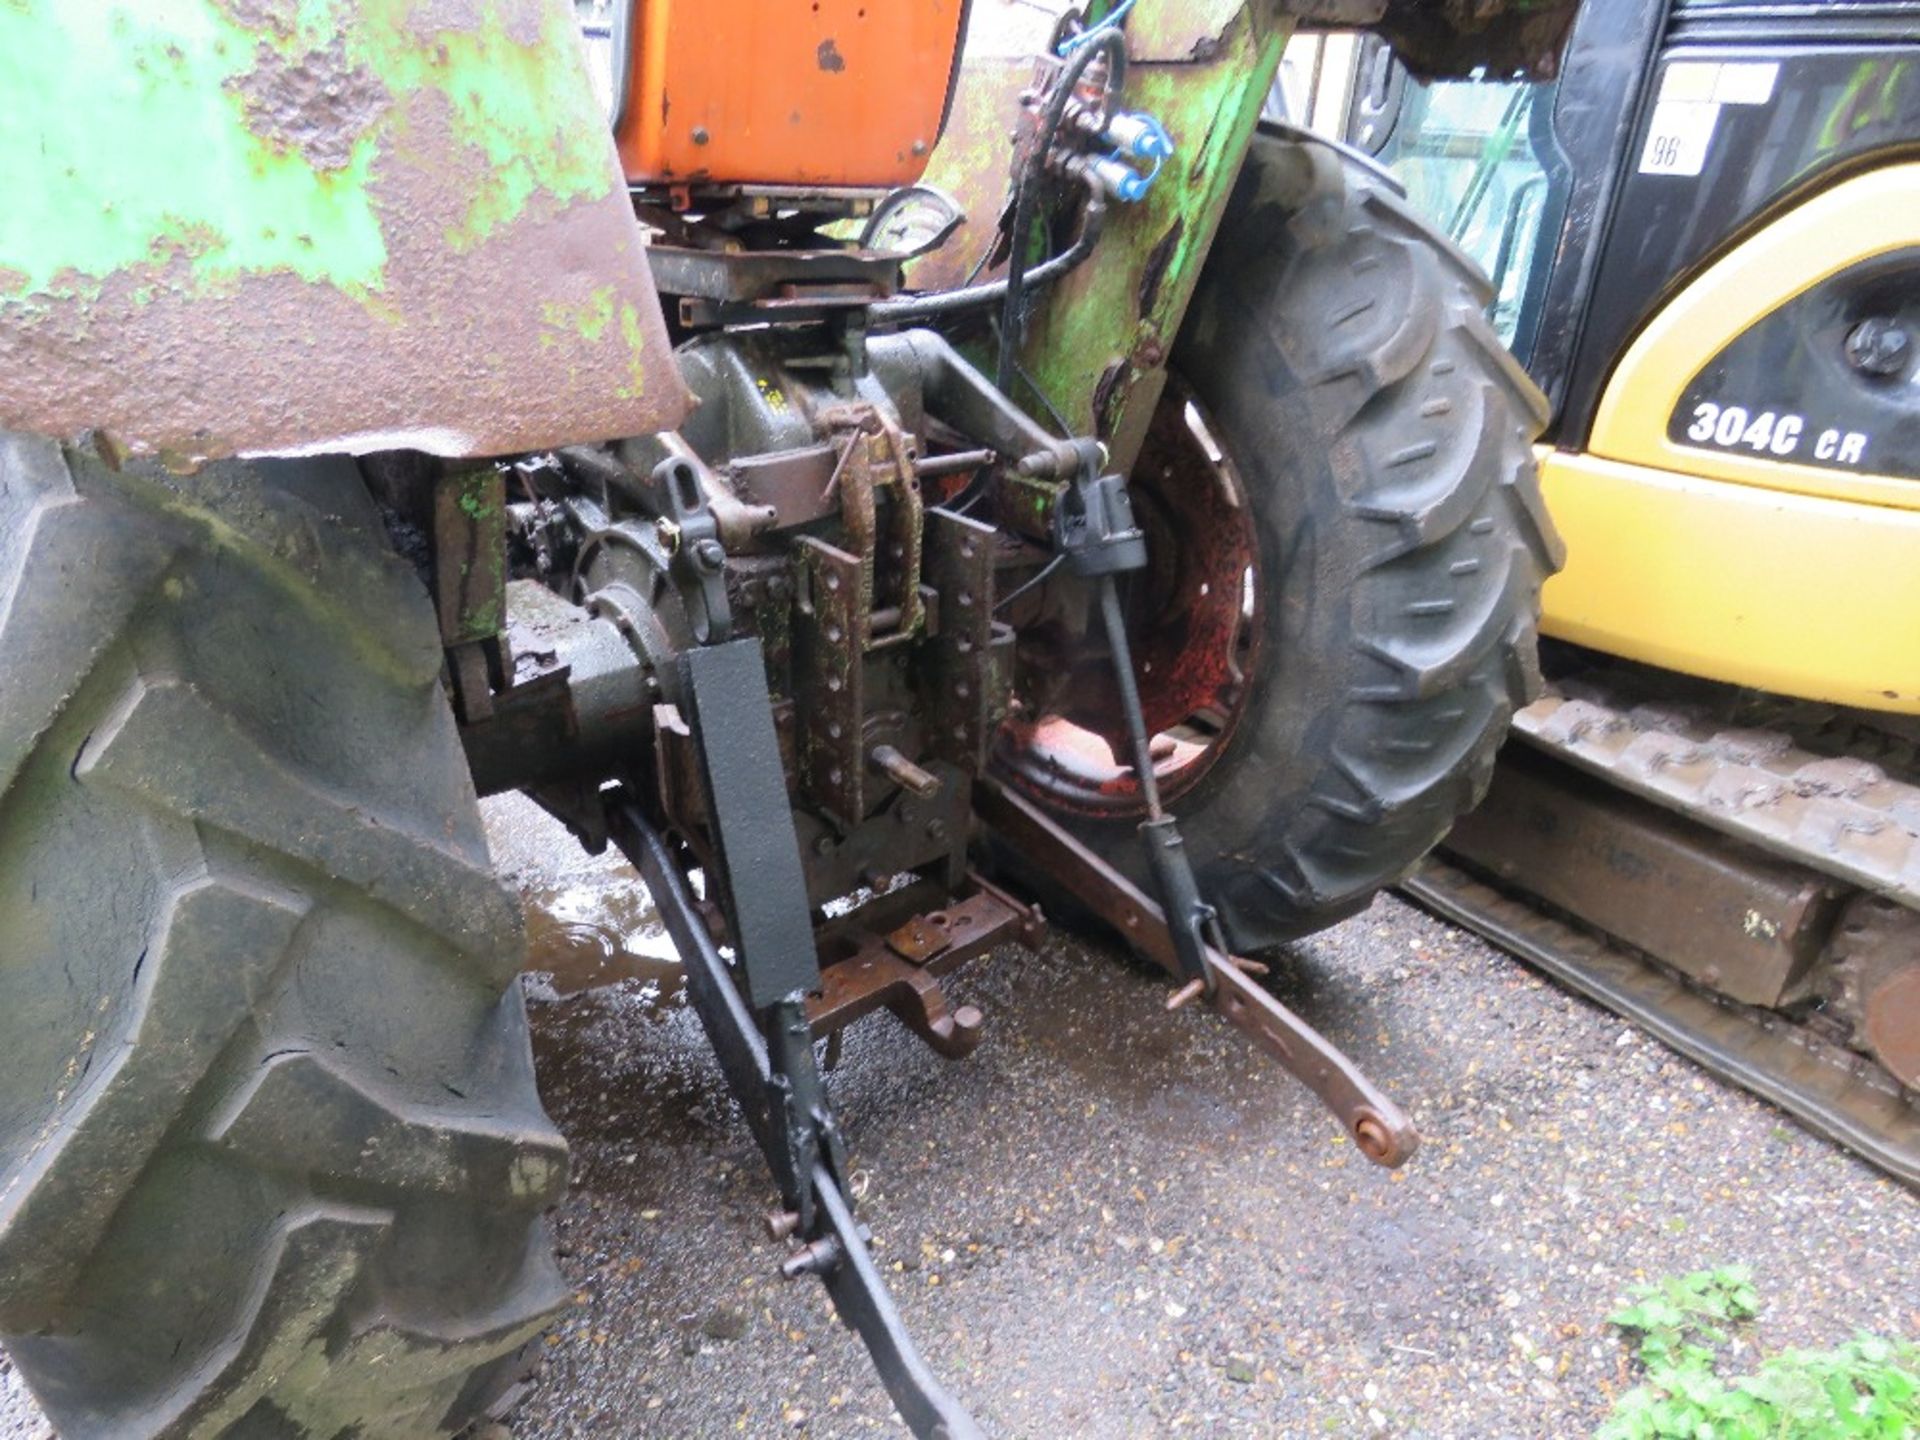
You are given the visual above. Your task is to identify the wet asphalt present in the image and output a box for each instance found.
[2,794,1914,1438]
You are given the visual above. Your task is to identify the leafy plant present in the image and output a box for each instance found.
[1598,1266,1920,1439]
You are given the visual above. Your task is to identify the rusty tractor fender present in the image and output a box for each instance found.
[0,0,690,464]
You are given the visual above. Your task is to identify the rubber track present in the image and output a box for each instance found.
[1514,674,1920,907]
[1161,135,1563,947]
[1405,858,1920,1189]
[0,435,568,1439]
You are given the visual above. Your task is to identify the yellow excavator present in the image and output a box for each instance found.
[1282,0,1920,1183]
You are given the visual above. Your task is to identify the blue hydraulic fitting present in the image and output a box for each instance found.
[1083,110,1170,202]
[1103,110,1173,161]
[1088,153,1159,203]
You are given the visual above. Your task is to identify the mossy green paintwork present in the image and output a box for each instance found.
[0,0,689,460]
[0,1,606,301]
[1018,4,1290,475]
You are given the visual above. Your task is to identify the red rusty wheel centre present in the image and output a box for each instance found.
[1000,377,1263,816]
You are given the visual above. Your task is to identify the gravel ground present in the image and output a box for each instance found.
[3,796,1914,1438]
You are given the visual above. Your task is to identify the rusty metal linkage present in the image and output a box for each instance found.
[808,878,1045,1058]
[976,776,1420,1168]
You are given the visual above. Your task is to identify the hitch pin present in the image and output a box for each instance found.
[870,743,942,799]
[1165,955,1270,1012]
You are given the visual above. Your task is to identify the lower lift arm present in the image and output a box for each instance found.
[996,445,1420,1169]
[608,641,984,1440]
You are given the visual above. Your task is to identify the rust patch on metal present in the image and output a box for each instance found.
[807,880,1039,1058]
[227,35,390,171]
[1825,895,1920,1091]
[1,75,689,462]
[1127,0,1246,62]
[213,0,301,39]
[1089,358,1128,439]
[885,914,951,964]
[1866,966,1920,1091]
[403,0,542,45]
[1001,375,1260,815]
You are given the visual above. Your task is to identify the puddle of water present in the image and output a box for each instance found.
[482,793,685,1004]
[521,888,683,999]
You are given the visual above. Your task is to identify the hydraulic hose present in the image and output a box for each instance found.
[995,27,1127,392]
[871,28,1123,332]
[868,187,1107,326]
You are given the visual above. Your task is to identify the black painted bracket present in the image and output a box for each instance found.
[679,639,820,1009]
[610,632,984,1439]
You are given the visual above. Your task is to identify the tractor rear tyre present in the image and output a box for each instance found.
[0,436,569,1438]
[1004,133,1561,948]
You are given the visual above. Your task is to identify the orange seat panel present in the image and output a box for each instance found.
[617,0,968,189]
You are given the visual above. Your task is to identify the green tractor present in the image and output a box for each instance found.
[0,1,1571,1434]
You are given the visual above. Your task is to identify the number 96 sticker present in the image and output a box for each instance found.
[1681,402,1871,468]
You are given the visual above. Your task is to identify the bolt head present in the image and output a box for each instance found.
[1845,316,1911,377]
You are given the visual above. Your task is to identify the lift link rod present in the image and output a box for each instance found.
[1031,453,1418,1167]
[1052,444,1225,989]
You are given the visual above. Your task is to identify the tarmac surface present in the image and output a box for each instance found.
[3,793,1915,1438]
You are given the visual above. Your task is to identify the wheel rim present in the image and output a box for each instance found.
[999,375,1264,818]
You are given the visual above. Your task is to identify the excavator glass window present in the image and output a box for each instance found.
[1278,31,1571,367]
[1373,73,1567,361]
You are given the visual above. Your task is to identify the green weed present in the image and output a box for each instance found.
[1598,1266,1920,1439]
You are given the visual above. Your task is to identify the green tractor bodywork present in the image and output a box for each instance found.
[919,0,1575,479]
[0,0,688,463]
[904,0,1288,483]
[1018,0,1289,475]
